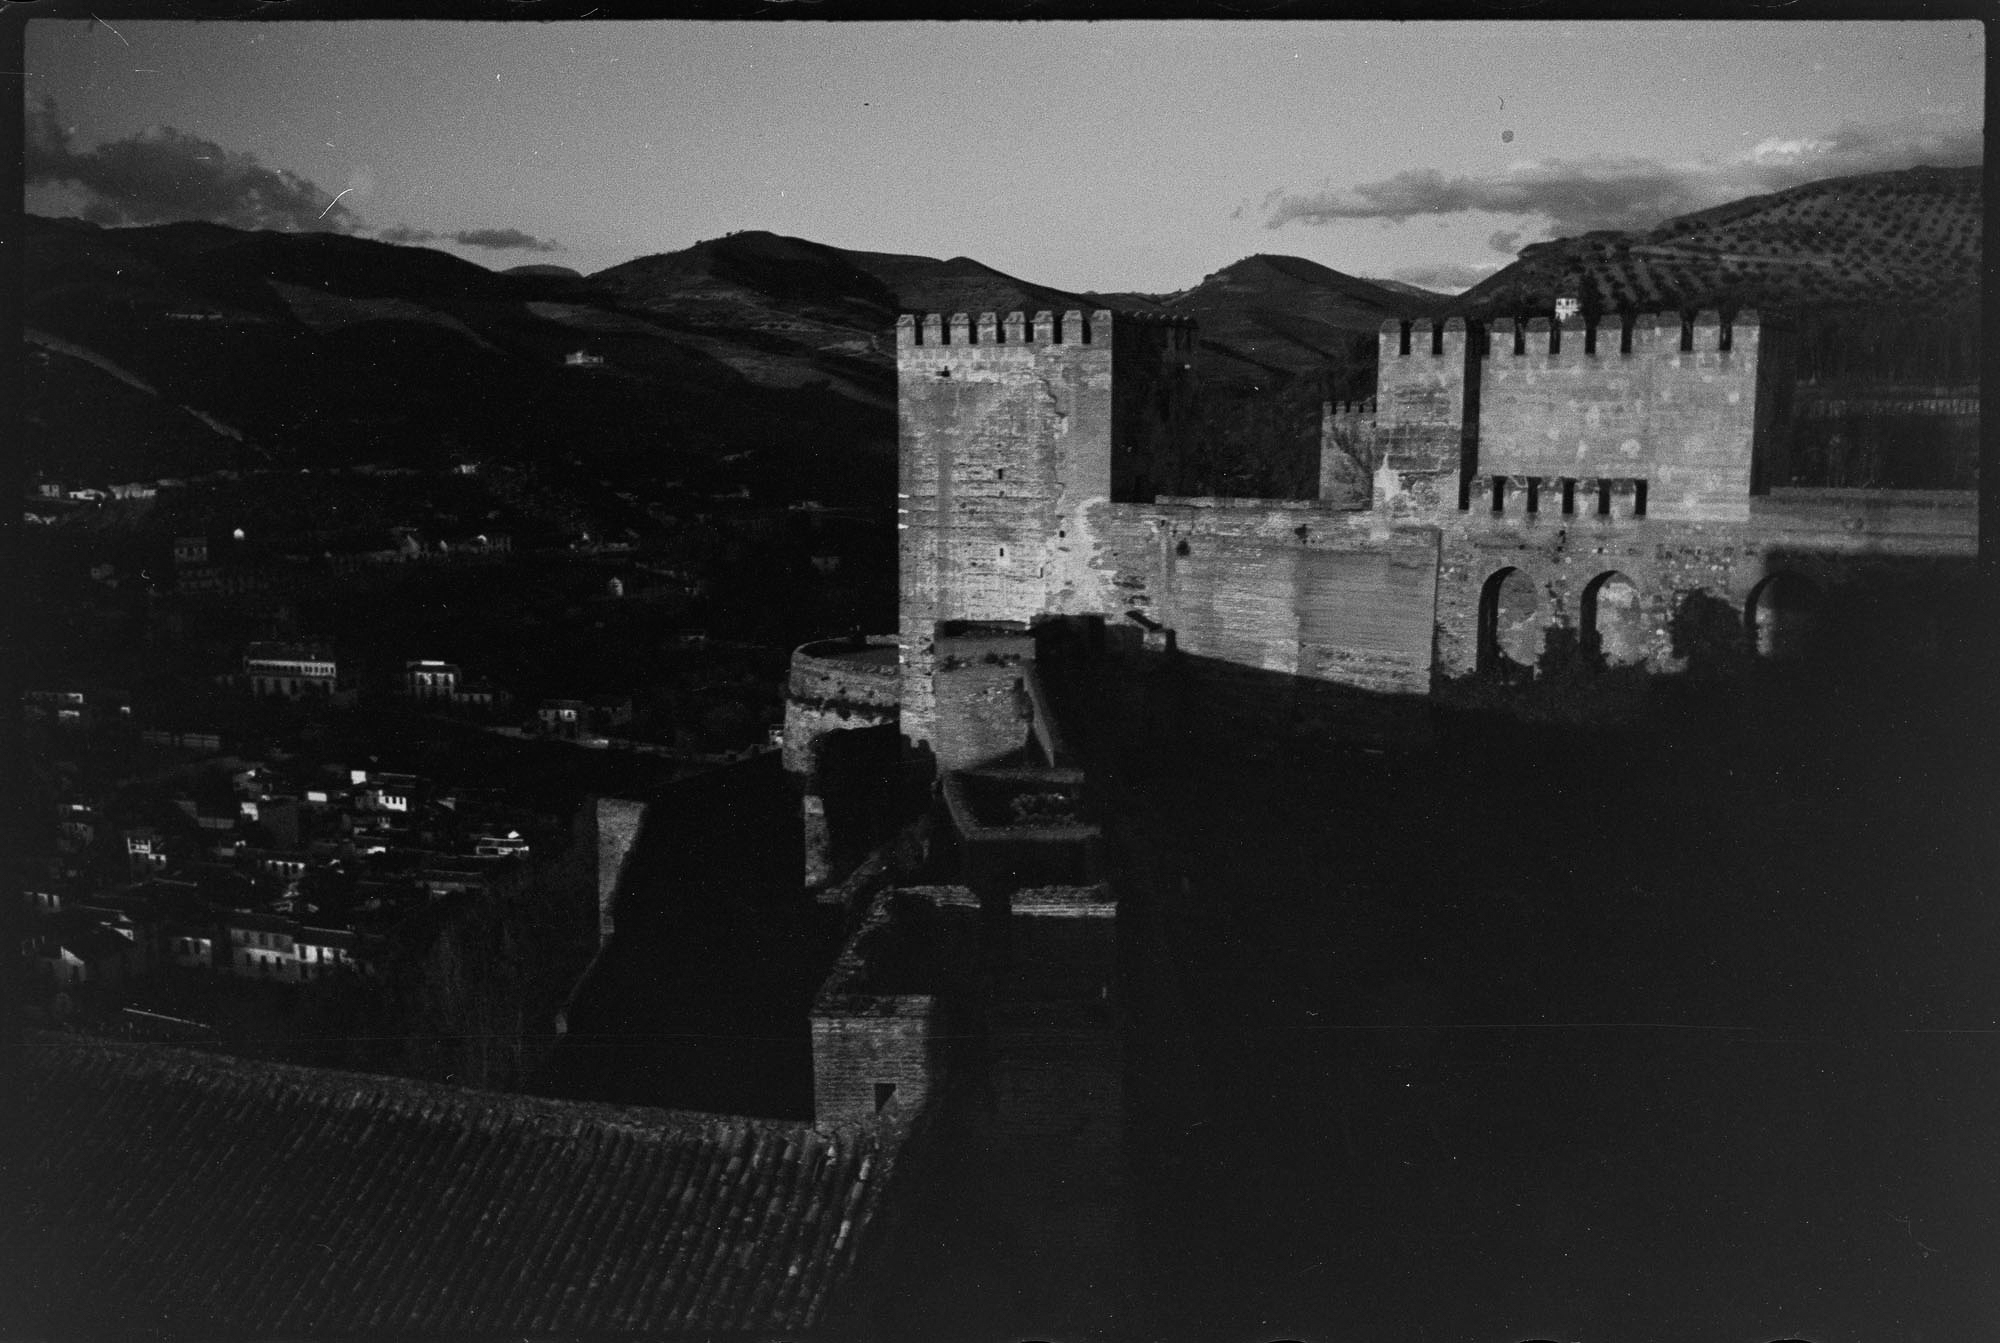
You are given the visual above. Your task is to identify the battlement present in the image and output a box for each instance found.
[1379,316,1467,359]
[1473,474,1649,520]
[1487,309,1758,358]
[897,308,1197,351]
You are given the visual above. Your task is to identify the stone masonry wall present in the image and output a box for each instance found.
[783,639,901,776]
[811,1000,945,1129]
[1478,310,1762,522]
[897,310,1198,758]
[929,628,1036,773]
[1092,501,1441,697]
[593,797,647,948]
[898,310,1112,755]
[1319,398,1378,508]
[810,885,980,1127]
[785,638,901,888]
[1373,317,1468,521]
[1431,488,1979,677]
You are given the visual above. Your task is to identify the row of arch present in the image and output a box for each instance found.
[1476,567,1822,672]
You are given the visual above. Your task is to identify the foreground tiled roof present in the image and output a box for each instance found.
[1458,164,1982,318]
[4,1036,892,1337]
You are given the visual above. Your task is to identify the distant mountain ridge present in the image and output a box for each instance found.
[27,164,1954,497]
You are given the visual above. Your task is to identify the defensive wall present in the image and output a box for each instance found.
[784,637,901,888]
[886,301,1977,758]
[810,884,980,1128]
[896,309,1196,760]
[1373,313,1979,675]
[1318,396,1377,508]
[1474,310,1764,522]
[1433,486,1980,676]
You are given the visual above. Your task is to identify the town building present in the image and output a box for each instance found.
[400,659,461,700]
[242,642,340,699]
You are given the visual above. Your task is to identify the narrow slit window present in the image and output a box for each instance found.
[1513,322,1527,356]
[1431,323,1444,356]
[1633,480,1649,517]
[1398,321,1412,357]
[1679,316,1694,353]
[1620,314,1633,356]
[1584,318,1597,357]
[1561,478,1577,516]
[1526,478,1541,514]
[1597,480,1613,516]
[1490,476,1506,514]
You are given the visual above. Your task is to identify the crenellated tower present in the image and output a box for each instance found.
[896,308,1195,762]
[1372,316,1473,519]
[1474,308,1764,522]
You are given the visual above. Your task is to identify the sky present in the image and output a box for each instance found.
[23,19,1985,295]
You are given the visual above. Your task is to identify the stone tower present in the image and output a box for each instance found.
[895,308,1194,761]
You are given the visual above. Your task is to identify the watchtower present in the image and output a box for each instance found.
[896,308,1194,759]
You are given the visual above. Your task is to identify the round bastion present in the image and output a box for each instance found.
[783,636,901,775]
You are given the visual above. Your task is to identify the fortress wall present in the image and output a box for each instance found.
[783,639,901,774]
[1374,317,1468,523]
[811,885,983,1127]
[1138,502,1441,696]
[1073,501,1165,623]
[897,310,1115,629]
[1431,491,1979,677]
[1477,310,1761,521]
[929,627,1037,773]
[1320,398,1378,508]
[811,999,944,1128]
[1376,318,1468,473]
[785,638,902,888]
[593,797,648,947]
[898,311,1115,755]
[983,884,1125,1289]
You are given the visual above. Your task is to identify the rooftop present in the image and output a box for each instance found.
[7,1036,893,1337]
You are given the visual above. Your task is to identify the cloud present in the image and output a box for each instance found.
[25,97,559,255]
[1265,113,1982,238]
[379,224,561,253]
[1487,229,1523,256]
[26,94,361,233]
[1391,261,1507,294]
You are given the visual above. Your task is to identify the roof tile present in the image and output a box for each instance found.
[9,1037,893,1336]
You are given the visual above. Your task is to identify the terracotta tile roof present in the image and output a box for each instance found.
[6,1036,893,1337]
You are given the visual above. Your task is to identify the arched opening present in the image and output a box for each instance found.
[1478,567,1542,675]
[1746,572,1823,661]
[1581,571,1646,667]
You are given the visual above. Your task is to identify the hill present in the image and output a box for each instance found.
[1137,254,1442,496]
[1456,164,1982,318]
[46,169,1953,512]
[21,217,899,504]
[1161,253,1445,392]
